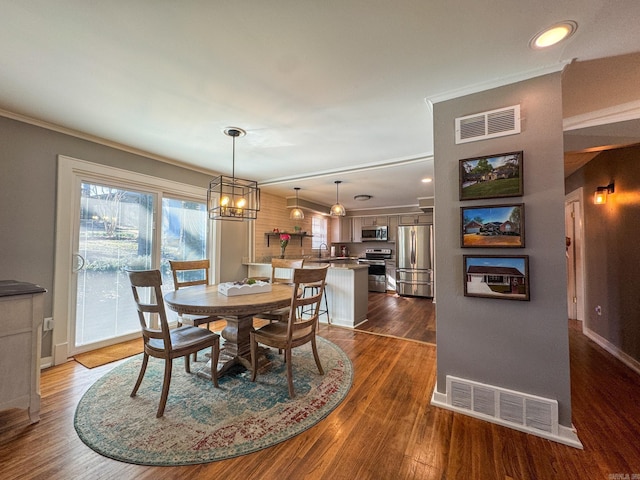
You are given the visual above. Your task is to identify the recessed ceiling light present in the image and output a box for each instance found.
[421,177,432,183]
[530,21,577,49]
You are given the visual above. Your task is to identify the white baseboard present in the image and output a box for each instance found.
[53,342,69,365]
[430,383,583,449]
[40,356,53,369]
[583,326,640,376]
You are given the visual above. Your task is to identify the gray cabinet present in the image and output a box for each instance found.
[385,259,396,291]
[361,216,388,227]
[399,213,432,225]
[0,281,46,423]
[331,217,363,243]
[351,217,362,243]
[387,215,398,242]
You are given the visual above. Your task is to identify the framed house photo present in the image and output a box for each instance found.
[459,151,523,201]
[463,255,530,301]
[460,203,524,248]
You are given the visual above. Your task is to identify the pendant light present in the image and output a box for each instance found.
[290,187,305,220]
[207,127,260,221]
[330,180,346,216]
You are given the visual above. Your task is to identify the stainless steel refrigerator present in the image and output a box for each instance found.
[396,224,433,297]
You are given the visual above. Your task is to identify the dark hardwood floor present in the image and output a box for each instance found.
[355,292,436,343]
[1,293,639,479]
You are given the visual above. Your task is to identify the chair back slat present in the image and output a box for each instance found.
[271,258,304,284]
[127,269,173,348]
[169,259,210,290]
[287,265,329,338]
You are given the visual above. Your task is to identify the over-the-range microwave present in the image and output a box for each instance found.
[361,225,388,242]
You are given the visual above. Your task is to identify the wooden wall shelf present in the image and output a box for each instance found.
[265,232,312,246]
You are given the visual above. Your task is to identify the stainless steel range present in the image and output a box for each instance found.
[358,248,392,292]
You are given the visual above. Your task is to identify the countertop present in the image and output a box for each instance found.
[0,280,46,297]
[305,262,367,270]
[244,261,367,270]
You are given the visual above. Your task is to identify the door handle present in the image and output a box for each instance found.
[73,253,86,273]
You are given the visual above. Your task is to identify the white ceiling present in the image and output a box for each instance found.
[1,1,639,212]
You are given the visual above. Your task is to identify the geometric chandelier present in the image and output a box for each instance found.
[207,127,260,221]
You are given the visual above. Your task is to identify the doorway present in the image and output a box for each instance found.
[565,188,585,322]
[53,156,214,363]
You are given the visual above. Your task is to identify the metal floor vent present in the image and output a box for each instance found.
[446,375,558,435]
[455,105,521,144]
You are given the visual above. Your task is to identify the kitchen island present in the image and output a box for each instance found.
[244,261,368,328]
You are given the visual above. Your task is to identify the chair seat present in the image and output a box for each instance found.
[253,320,313,345]
[179,313,218,327]
[148,325,219,354]
[127,268,220,417]
[250,265,329,398]
[255,307,290,322]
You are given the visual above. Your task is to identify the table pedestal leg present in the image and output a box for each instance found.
[197,314,271,379]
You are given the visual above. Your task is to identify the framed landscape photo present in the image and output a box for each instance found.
[460,203,524,248]
[459,151,523,201]
[463,255,530,301]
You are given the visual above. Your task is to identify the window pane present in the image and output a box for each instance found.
[76,184,153,347]
[160,197,208,291]
[312,215,327,249]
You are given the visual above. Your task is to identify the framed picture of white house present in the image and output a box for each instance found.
[463,255,530,301]
[459,151,523,201]
[460,203,524,248]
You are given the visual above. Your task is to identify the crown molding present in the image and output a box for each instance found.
[563,99,640,131]
[0,108,214,176]
[425,61,569,107]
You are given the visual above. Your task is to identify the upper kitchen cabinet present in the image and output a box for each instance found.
[387,215,398,242]
[351,217,362,243]
[399,213,432,225]
[332,216,362,243]
[361,216,389,227]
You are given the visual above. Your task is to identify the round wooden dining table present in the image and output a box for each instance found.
[164,283,293,377]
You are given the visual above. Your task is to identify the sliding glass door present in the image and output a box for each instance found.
[71,182,209,353]
[160,197,208,290]
[74,183,154,347]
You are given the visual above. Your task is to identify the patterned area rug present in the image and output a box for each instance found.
[74,336,352,466]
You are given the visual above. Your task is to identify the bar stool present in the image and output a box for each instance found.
[300,281,330,324]
[255,258,304,323]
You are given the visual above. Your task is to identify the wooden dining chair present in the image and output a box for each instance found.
[127,269,220,417]
[250,264,329,398]
[255,258,304,323]
[169,259,221,329]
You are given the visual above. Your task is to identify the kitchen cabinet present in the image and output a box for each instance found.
[387,215,398,242]
[385,260,396,292]
[361,216,388,227]
[0,281,46,423]
[399,213,432,225]
[332,217,353,243]
[351,217,362,243]
[247,262,368,328]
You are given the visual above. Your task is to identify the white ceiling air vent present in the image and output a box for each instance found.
[455,105,521,144]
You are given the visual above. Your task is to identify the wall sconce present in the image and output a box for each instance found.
[594,183,614,205]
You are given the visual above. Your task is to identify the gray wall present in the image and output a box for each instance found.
[433,73,573,426]
[0,116,247,356]
[566,145,640,361]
